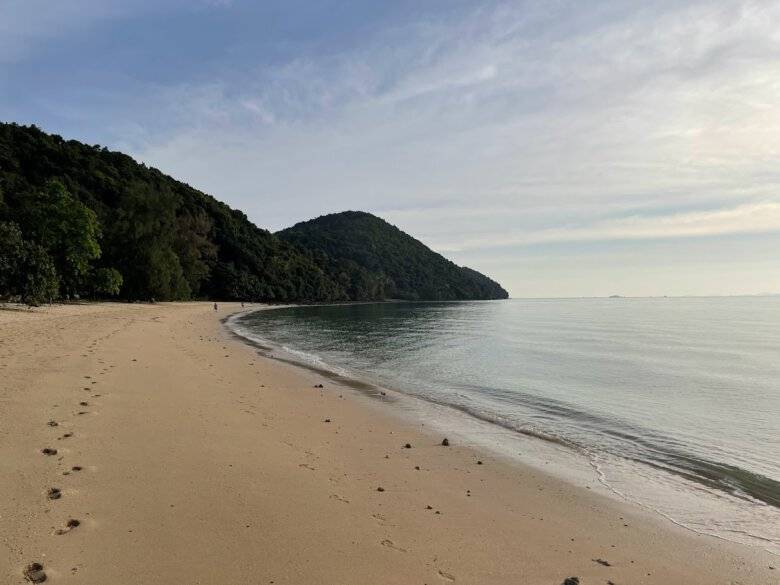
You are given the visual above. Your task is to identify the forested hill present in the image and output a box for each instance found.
[0,122,508,304]
[278,212,509,301]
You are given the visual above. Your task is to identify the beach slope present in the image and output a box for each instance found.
[1,302,774,584]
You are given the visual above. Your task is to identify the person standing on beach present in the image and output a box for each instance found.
[213,302,218,311]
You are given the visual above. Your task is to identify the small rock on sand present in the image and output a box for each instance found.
[562,578,579,585]
[376,486,385,492]
[441,438,450,446]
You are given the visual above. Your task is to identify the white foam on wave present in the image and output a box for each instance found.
[226,310,354,378]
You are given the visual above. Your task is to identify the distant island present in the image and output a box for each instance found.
[0,123,508,305]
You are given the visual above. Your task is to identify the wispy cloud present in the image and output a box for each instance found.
[432,201,780,251]
[3,0,779,295]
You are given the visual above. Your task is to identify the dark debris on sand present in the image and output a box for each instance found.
[23,562,46,583]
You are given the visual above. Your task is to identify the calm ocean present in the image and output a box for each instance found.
[230,297,780,554]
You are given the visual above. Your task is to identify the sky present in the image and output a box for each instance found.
[2,0,779,297]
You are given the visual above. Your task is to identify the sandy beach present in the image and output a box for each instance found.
[1,302,776,585]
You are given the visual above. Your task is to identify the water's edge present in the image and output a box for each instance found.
[223,304,779,558]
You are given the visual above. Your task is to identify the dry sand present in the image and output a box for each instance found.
[1,302,776,584]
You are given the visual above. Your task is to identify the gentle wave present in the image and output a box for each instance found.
[229,299,780,554]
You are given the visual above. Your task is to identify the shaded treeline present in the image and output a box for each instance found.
[0,123,507,305]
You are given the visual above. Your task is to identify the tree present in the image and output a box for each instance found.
[89,267,123,296]
[20,180,101,296]
[0,221,58,305]
[173,210,217,296]
[0,221,24,295]
[19,241,58,305]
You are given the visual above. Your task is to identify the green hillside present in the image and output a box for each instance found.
[0,122,508,304]
[278,211,508,301]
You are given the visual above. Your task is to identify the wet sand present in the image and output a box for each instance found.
[1,302,776,584]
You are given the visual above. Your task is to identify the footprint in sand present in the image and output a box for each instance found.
[371,513,397,527]
[47,487,62,500]
[23,562,47,583]
[437,569,456,582]
[41,448,58,456]
[381,539,407,553]
[55,519,80,535]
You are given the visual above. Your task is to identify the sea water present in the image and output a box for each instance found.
[231,297,780,554]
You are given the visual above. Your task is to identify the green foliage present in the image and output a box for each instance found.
[0,221,24,293]
[90,267,123,296]
[19,240,59,305]
[0,221,59,305]
[0,123,508,303]
[18,180,101,295]
[278,211,509,301]
[174,210,217,296]
[106,179,190,300]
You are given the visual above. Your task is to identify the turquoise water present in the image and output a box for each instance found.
[233,298,780,553]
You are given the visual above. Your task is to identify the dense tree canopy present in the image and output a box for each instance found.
[0,122,508,304]
[278,211,509,301]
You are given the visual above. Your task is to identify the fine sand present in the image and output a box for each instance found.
[1,302,776,584]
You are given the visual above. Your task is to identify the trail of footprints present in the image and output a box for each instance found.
[25,344,119,584]
[23,321,607,585]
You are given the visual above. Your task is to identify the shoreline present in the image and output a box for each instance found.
[2,302,776,584]
[227,303,780,557]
